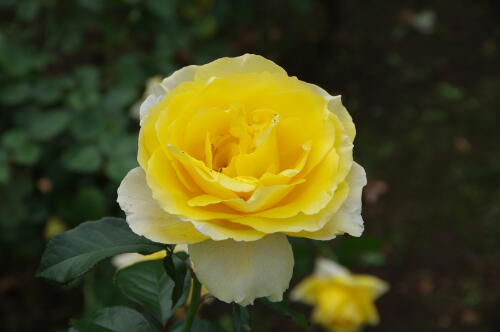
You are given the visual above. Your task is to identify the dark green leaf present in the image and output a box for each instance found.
[259,298,309,329]
[105,157,138,183]
[163,248,187,308]
[69,111,106,141]
[233,304,251,332]
[0,81,31,105]
[1,129,29,149]
[115,260,175,325]
[0,162,9,184]
[27,111,70,141]
[12,141,40,166]
[37,217,164,284]
[71,306,157,332]
[16,0,40,21]
[62,146,102,173]
[146,0,176,19]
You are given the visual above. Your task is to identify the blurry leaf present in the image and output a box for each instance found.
[0,37,45,77]
[12,142,41,165]
[99,133,137,157]
[171,319,225,332]
[16,0,40,21]
[115,260,175,325]
[1,129,29,150]
[334,236,384,265]
[193,17,217,38]
[71,307,157,332]
[436,82,464,102]
[0,0,15,8]
[233,304,251,332]
[70,187,107,223]
[27,110,70,141]
[259,298,309,329]
[360,252,386,266]
[66,66,101,109]
[78,0,103,12]
[104,85,138,110]
[69,111,106,141]
[37,217,164,284]
[2,128,41,165]
[62,146,102,173]
[113,55,144,88]
[33,79,64,105]
[0,160,10,184]
[0,81,31,105]
[75,66,100,92]
[146,0,176,19]
[105,157,138,183]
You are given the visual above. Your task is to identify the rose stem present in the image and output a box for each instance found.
[181,275,202,332]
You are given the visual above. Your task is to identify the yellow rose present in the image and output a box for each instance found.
[117,54,367,305]
[291,259,388,332]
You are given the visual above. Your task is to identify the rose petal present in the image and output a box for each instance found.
[117,167,208,244]
[188,234,294,306]
[190,219,266,242]
[194,54,287,81]
[286,162,367,239]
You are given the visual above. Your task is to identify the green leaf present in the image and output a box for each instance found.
[1,129,29,149]
[16,0,40,21]
[0,81,31,105]
[163,248,188,308]
[1,128,41,165]
[71,306,157,332]
[37,217,164,284]
[259,298,309,329]
[62,145,102,173]
[83,262,132,313]
[115,260,175,325]
[26,110,70,141]
[105,157,138,183]
[0,162,9,184]
[12,141,40,166]
[170,319,225,332]
[232,304,251,332]
[69,111,106,141]
[146,0,176,19]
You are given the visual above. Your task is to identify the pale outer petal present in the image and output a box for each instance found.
[117,167,208,244]
[139,65,199,122]
[188,234,294,306]
[194,54,287,82]
[286,162,367,240]
[190,220,266,242]
[306,83,356,141]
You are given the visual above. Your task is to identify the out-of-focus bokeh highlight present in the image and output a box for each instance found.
[0,1,498,331]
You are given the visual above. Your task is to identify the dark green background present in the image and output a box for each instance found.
[1,0,499,331]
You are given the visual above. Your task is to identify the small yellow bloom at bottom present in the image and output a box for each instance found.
[291,258,388,332]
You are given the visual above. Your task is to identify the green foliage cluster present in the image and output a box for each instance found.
[4,0,498,330]
[38,218,306,331]
[0,0,246,261]
[0,2,324,330]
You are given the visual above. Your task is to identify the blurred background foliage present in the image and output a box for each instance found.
[1,0,499,331]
